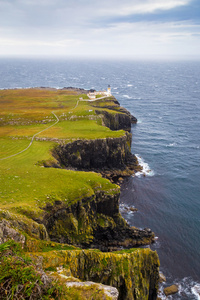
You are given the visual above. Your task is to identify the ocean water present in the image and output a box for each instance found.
[0,58,200,299]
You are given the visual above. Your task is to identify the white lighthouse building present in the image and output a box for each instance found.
[107,85,111,96]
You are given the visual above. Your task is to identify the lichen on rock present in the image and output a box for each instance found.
[31,247,159,300]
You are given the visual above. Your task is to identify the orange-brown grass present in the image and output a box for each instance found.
[0,88,83,123]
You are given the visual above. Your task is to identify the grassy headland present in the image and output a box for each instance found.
[0,88,122,219]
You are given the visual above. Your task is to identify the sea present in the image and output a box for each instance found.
[0,58,200,299]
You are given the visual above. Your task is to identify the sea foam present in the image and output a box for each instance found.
[192,284,200,299]
[135,154,155,177]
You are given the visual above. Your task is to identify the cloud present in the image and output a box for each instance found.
[99,0,192,16]
[0,0,199,58]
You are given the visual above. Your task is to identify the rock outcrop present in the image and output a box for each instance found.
[0,210,49,242]
[92,97,137,131]
[42,189,154,250]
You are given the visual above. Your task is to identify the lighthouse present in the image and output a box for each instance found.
[107,85,111,96]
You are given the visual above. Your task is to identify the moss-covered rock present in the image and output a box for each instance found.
[31,247,160,300]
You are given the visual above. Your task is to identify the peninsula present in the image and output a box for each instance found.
[0,87,159,299]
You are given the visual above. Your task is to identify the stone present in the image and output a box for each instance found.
[164,284,178,296]
[65,281,119,300]
[159,272,166,283]
[0,219,25,246]
[130,206,138,212]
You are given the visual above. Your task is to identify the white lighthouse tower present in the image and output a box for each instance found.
[107,85,111,96]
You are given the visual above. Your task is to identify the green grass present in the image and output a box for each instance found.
[0,89,121,220]
[38,119,125,139]
[0,139,118,218]
[113,248,137,254]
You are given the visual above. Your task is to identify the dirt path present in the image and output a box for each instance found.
[0,112,59,161]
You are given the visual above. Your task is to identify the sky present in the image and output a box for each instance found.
[0,0,200,59]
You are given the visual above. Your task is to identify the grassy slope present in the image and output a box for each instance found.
[0,89,121,219]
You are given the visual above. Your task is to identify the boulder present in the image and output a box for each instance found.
[0,219,25,246]
[164,284,178,296]
[130,207,138,212]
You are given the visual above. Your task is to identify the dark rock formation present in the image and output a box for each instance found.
[96,109,136,131]
[53,134,132,169]
[42,190,155,251]
[95,106,137,131]
[52,133,140,183]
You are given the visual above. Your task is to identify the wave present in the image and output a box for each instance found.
[123,94,131,99]
[119,203,137,215]
[127,84,133,87]
[192,284,200,299]
[166,142,177,147]
[135,154,155,177]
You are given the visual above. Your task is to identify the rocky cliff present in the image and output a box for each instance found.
[93,98,137,131]
[42,189,154,251]
[32,247,159,300]
[52,134,140,182]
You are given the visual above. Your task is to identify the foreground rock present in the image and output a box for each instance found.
[32,247,160,300]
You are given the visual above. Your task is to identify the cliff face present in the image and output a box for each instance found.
[95,107,137,132]
[52,133,136,171]
[42,189,154,250]
[33,248,159,300]
[92,97,137,132]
